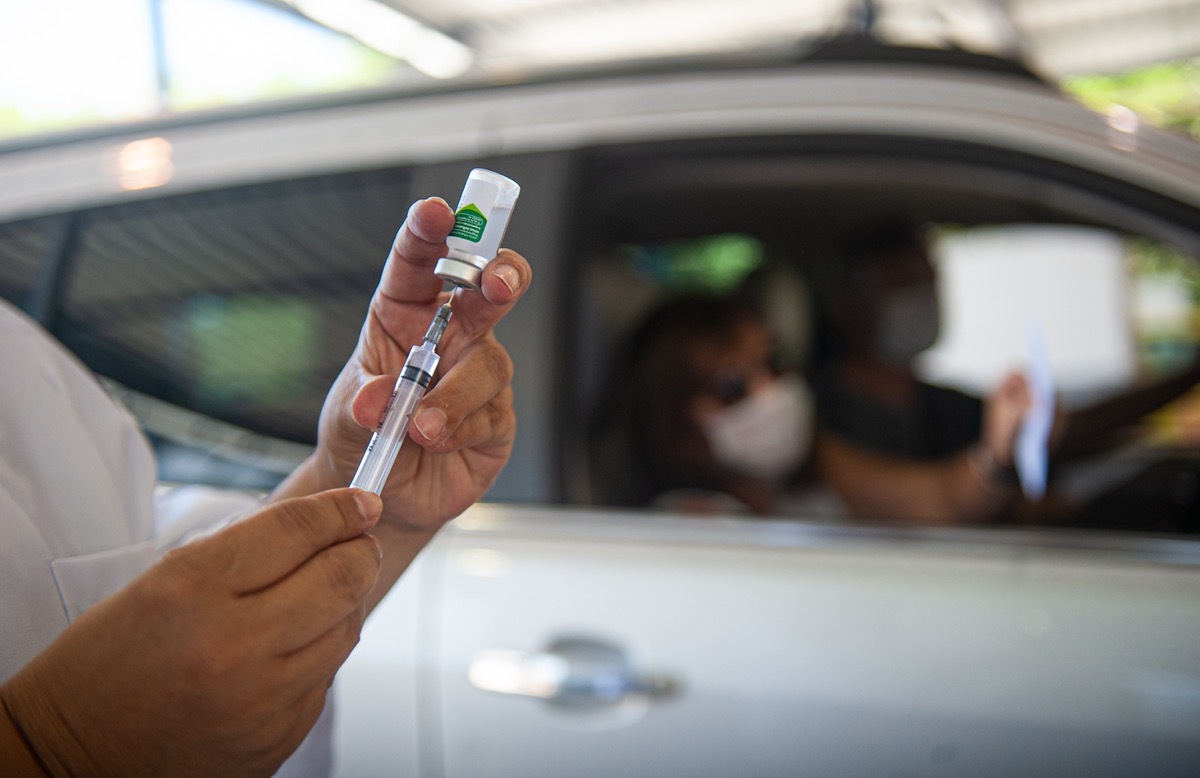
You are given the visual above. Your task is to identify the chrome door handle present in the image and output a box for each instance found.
[468,637,679,708]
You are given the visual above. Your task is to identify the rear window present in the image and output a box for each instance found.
[12,169,414,486]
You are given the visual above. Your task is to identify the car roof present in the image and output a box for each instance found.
[1,42,1197,224]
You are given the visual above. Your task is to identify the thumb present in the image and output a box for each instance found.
[185,489,382,594]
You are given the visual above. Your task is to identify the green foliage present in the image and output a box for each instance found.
[1125,237,1200,375]
[1064,59,1200,139]
[0,104,23,139]
[1127,237,1200,300]
[622,234,764,293]
[0,103,114,140]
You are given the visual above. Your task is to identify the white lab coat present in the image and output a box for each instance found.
[0,298,329,775]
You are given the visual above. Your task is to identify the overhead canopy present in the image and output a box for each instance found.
[275,0,1200,81]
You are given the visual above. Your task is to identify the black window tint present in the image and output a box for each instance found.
[0,216,52,307]
[58,169,413,444]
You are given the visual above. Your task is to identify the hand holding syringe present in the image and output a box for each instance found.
[350,169,520,494]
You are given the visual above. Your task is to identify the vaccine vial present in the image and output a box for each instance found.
[435,168,521,291]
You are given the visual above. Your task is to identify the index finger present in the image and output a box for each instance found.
[183,489,382,595]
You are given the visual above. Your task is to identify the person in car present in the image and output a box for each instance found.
[592,294,817,515]
[817,219,1007,459]
[0,197,532,776]
[592,292,1030,522]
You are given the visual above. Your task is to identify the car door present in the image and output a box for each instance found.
[333,505,1200,777]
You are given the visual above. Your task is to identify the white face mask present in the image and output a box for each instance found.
[874,282,940,367]
[701,374,813,482]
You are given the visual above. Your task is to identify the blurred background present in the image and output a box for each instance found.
[2,0,1198,143]
[2,0,1199,512]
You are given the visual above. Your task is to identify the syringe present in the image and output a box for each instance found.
[350,301,453,494]
[352,168,518,494]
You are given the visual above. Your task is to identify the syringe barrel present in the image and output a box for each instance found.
[350,343,441,494]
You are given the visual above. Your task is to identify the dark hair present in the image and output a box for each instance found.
[591,293,765,506]
[821,216,930,355]
[838,216,926,280]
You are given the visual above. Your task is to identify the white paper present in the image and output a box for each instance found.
[1015,323,1055,500]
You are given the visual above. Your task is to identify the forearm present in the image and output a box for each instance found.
[819,434,1013,524]
[268,451,339,504]
[1,672,86,778]
[949,445,1017,522]
[364,521,439,615]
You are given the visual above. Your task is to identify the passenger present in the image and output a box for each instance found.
[0,197,532,776]
[591,293,815,515]
[592,292,1030,523]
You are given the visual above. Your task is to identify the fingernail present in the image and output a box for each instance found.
[366,533,383,562]
[493,263,520,294]
[413,407,447,442]
[353,490,382,523]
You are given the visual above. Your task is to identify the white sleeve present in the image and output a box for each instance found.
[152,483,264,549]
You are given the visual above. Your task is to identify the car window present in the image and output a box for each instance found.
[568,138,1200,533]
[924,224,1196,398]
[44,169,414,486]
[0,216,53,305]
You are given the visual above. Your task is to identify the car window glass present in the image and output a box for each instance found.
[571,145,1200,534]
[54,169,412,486]
[923,223,1199,396]
[0,216,52,304]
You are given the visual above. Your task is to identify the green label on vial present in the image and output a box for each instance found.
[450,203,487,243]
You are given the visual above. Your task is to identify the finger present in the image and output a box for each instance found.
[351,374,399,431]
[247,533,381,653]
[376,198,456,304]
[415,387,516,455]
[354,324,517,444]
[1003,371,1030,397]
[183,489,382,595]
[441,249,532,343]
[410,339,514,448]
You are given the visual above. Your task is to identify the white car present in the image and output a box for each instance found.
[2,43,1199,776]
